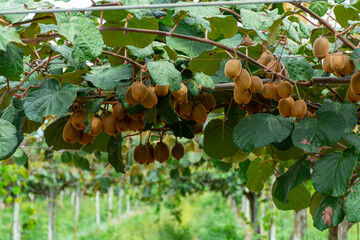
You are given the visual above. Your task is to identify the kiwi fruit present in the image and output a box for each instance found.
[130,119,145,131]
[313,37,330,59]
[179,100,194,117]
[262,83,277,99]
[125,86,138,105]
[234,87,252,104]
[127,111,145,121]
[146,143,155,164]
[112,103,127,121]
[249,76,263,93]
[154,141,170,163]
[170,83,187,99]
[115,117,131,132]
[322,55,333,73]
[276,81,293,98]
[265,60,282,78]
[155,84,169,97]
[278,97,294,118]
[171,142,185,160]
[305,111,312,118]
[291,100,307,118]
[346,86,360,103]
[71,109,87,131]
[133,144,149,164]
[196,92,216,112]
[79,132,95,145]
[88,115,103,136]
[341,55,355,76]
[350,71,360,94]
[63,120,81,143]
[142,87,158,109]
[131,82,148,101]
[102,114,118,136]
[245,100,263,115]
[193,123,203,134]
[257,51,274,66]
[234,69,251,89]
[192,103,208,124]
[224,59,242,79]
[330,53,346,72]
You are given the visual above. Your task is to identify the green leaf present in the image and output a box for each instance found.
[309,1,329,17]
[345,182,360,223]
[273,155,311,203]
[0,119,19,160]
[292,100,355,153]
[0,43,24,80]
[107,136,125,173]
[82,131,111,153]
[343,133,360,152]
[207,15,237,39]
[127,45,154,59]
[281,55,314,81]
[210,159,232,172]
[61,152,72,163]
[310,192,326,220]
[188,49,228,76]
[156,96,179,124]
[147,61,182,92]
[44,116,82,151]
[74,153,90,170]
[56,12,104,61]
[233,113,293,152]
[99,177,111,190]
[273,183,311,212]
[314,196,344,231]
[168,120,195,139]
[0,25,22,51]
[240,8,281,31]
[246,158,273,193]
[334,5,359,28]
[24,79,79,122]
[193,72,215,89]
[203,119,238,159]
[84,64,132,90]
[13,148,27,166]
[283,19,300,42]
[51,45,83,69]
[351,48,360,71]
[312,148,357,197]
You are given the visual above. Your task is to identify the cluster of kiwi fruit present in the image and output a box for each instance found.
[125,81,159,108]
[257,51,285,78]
[133,139,185,164]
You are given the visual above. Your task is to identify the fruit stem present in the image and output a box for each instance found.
[294,82,301,100]
[224,98,234,121]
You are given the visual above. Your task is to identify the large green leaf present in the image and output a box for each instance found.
[345,182,360,223]
[310,192,326,220]
[207,15,237,40]
[292,101,355,153]
[350,48,360,71]
[147,61,182,91]
[312,148,357,197]
[0,26,22,51]
[84,64,132,90]
[240,8,281,31]
[193,72,215,89]
[233,113,293,152]
[82,131,111,153]
[56,12,104,62]
[0,119,19,160]
[188,49,228,76]
[314,196,344,231]
[0,43,24,80]
[246,158,273,193]
[343,133,360,152]
[156,96,179,124]
[281,55,314,81]
[13,148,27,166]
[273,183,311,212]
[108,136,125,173]
[309,1,329,17]
[273,155,310,203]
[334,5,359,28]
[24,79,79,122]
[173,6,220,31]
[203,119,238,159]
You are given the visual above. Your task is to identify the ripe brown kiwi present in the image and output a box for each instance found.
[234,69,251,90]
[155,84,169,97]
[291,100,307,118]
[330,53,346,72]
[245,100,263,115]
[313,37,330,59]
[170,83,187,99]
[257,51,274,66]
[112,103,127,121]
[115,117,131,132]
[193,123,203,134]
[224,59,242,79]
[146,143,155,164]
[192,103,208,124]
[127,111,145,121]
[276,81,293,98]
[249,76,263,93]
[154,141,170,163]
[171,142,185,160]
[322,55,333,73]
[71,109,87,131]
[102,114,118,136]
[265,60,282,78]
[278,97,294,118]
[350,71,360,95]
[262,83,277,99]
[346,86,360,103]
[131,82,148,101]
[341,55,355,76]
[196,92,216,112]
[142,87,158,109]
[79,132,95,145]
[234,87,252,104]
[88,115,103,136]
[125,86,138,105]
[130,119,144,131]
[179,100,194,117]
[133,144,149,164]
[63,120,80,143]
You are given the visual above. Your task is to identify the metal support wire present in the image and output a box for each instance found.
[0,0,324,15]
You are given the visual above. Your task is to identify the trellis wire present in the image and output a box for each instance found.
[0,0,325,15]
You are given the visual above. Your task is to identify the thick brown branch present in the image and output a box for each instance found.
[218,6,242,23]
[21,33,61,44]
[9,15,55,27]
[102,51,146,69]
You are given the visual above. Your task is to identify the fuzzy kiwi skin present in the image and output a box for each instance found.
[130,119,145,131]
[224,59,242,79]
[142,87,158,109]
[63,120,80,143]
[330,53,346,72]
[245,100,263,115]
[350,71,360,95]
[233,69,251,90]
[291,100,307,118]
[102,114,118,136]
[134,144,149,164]
[71,109,87,131]
[79,132,95,145]
[145,143,155,164]
[179,100,194,117]
[127,111,145,121]
[196,92,216,112]
[262,83,277,99]
[341,55,355,76]
[257,51,274,66]
[192,103,208,124]
[131,82,148,101]
[265,60,282,78]
[322,55,333,73]
[155,84,169,97]
[88,115,103,137]
[171,142,185,160]
[112,103,127,121]
[249,76,263,93]
[313,37,330,59]
[125,86,138,105]
[154,142,170,163]
[234,87,252,105]
[193,123,203,134]
[170,83,187,99]
[115,117,131,132]
[276,81,293,98]
[278,97,294,118]
[346,86,360,103]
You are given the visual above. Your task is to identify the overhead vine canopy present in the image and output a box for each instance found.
[1,0,360,231]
